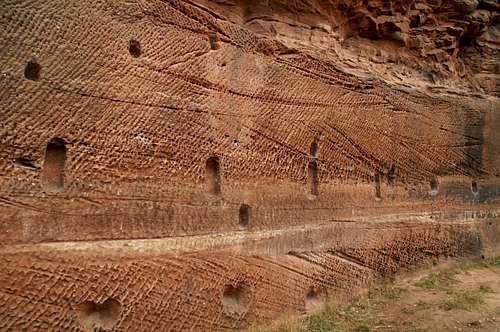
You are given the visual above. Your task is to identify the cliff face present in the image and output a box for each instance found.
[0,0,499,331]
[203,0,500,94]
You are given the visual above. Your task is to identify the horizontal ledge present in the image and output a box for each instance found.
[1,208,498,256]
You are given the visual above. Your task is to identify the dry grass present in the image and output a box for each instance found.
[249,286,407,332]
[414,255,500,291]
[441,284,495,311]
[248,255,500,332]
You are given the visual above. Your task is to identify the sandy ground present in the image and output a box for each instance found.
[388,265,500,332]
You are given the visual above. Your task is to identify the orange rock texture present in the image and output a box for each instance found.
[0,0,499,330]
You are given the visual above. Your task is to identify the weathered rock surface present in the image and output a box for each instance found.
[0,0,499,330]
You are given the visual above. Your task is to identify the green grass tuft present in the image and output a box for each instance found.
[485,255,500,266]
[478,284,495,294]
[401,300,432,314]
[441,287,487,311]
[304,314,337,332]
[353,325,370,332]
[414,269,458,290]
[369,286,407,302]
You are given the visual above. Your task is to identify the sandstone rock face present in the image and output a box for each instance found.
[0,0,499,331]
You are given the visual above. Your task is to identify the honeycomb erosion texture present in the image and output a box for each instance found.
[0,0,500,330]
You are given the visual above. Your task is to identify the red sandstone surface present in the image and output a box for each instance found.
[0,0,499,331]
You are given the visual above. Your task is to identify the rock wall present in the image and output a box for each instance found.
[0,0,499,330]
